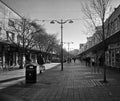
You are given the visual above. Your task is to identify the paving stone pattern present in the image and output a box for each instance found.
[0,62,120,101]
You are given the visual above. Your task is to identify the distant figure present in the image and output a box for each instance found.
[25,54,32,67]
[37,54,44,66]
[91,58,95,67]
[73,58,76,63]
[37,54,45,73]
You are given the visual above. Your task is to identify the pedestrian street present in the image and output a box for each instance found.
[0,60,120,101]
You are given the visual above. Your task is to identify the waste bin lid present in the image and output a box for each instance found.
[26,63,37,67]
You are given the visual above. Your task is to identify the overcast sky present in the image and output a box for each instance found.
[3,0,120,49]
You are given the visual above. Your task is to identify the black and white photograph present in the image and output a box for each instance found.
[0,0,120,101]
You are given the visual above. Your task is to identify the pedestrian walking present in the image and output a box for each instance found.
[91,58,96,73]
[91,58,95,66]
[37,54,44,65]
[37,54,45,73]
[25,54,32,67]
[73,58,76,63]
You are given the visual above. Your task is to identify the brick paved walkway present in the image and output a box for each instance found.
[0,62,120,101]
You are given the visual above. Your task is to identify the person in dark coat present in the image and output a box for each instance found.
[37,54,44,66]
[73,58,76,63]
[37,54,45,73]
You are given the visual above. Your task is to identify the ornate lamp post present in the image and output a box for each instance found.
[50,19,73,71]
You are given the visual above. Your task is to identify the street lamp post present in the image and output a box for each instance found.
[64,42,73,63]
[50,19,73,71]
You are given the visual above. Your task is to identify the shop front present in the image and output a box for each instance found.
[106,43,120,68]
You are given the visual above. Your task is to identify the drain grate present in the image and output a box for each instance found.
[65,79,105,88]
[76,79,104,88]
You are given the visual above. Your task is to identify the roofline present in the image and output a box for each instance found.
[0,0,23,19]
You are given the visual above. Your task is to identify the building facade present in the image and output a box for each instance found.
[0,1,22,70]
[79,4,120,68]
[0,1,41,70]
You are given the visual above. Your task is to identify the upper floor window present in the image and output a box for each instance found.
[0,27,2,32]
[110,22,114,35]
[8,19,15,27]
[114,19,118,32]
[104,26,108,38]
[118,14,120,25]
[106,23,110,38]
[6,31,15,41]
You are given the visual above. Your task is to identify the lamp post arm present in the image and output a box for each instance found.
[52,20,61,24]
[63,19,71,24]
[51,19,73,24]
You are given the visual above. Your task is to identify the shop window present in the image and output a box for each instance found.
[110,50,115,67]
[115,49,120,68]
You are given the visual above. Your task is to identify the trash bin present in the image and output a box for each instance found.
[26,64,37,83]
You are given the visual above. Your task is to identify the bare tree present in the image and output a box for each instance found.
[81,1,100,36]
[34,31,60,61]
[81,0,112,82]
[45,34,59,53]
[30,21,61,62]
[7,17,44,68]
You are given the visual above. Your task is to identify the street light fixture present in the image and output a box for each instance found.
[50,19,73,71]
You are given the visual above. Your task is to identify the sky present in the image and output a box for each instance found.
[3,0,120,50]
